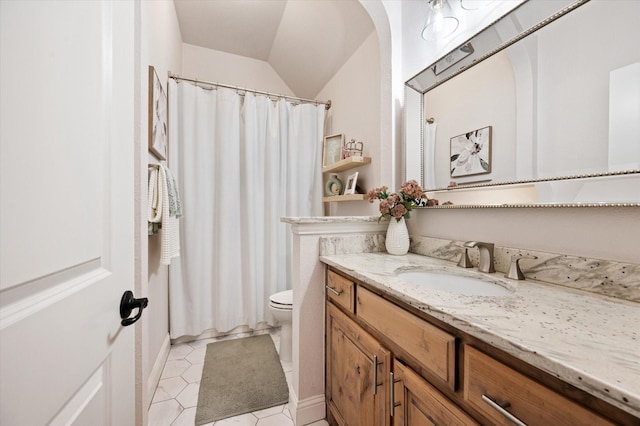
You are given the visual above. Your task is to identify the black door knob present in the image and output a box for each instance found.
[119,290,149,327]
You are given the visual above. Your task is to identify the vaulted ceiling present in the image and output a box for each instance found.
[173,0,375,99]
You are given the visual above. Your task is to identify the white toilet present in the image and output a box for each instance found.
[269,289,293,362]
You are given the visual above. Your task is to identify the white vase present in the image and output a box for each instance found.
[385,217,410,255]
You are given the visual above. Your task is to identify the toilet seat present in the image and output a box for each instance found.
[268,289,293,362]
[269,289,292,310]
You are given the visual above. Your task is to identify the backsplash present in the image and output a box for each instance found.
[319,233,386,255]
[411,236,640,303]
[319,233,639,303]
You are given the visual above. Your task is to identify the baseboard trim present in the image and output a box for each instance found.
[289,391,326,425]
[147,333,171,401]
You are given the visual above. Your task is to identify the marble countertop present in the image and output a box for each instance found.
[281,215,382,224]
[319,252,640,418]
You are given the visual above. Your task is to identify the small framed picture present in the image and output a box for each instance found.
[344,172,359,195]
[323,133,344,167]
[450,126,492,177]
[149,66,167,160]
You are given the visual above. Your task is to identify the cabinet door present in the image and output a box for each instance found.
[327,302,391,426]
[392,361,478,426]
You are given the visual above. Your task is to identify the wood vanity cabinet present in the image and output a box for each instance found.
[393,360,478,425]
[326,268,462,426]
[326,302,391,426]
[325,267,634,426]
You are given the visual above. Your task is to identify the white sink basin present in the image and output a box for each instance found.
[396,270,513,296]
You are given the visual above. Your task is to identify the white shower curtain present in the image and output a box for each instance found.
[167,80,325,339]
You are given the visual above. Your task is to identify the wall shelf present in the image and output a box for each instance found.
[323,194,368,203]
[323,156,371,174]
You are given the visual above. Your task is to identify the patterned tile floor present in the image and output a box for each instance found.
[148,327,328,426]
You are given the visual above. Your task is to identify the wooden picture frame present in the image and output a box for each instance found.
[344,172,359,195]
[148,66,167,160]
[323,133,344,167]
[450,126,492,178]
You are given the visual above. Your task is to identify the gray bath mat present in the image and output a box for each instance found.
[195,334,289,425]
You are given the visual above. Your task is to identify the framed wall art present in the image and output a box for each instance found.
[323,133,344,167]
[450,126,492,177]
[148,66,167,160]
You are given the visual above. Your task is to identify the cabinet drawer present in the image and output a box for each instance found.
[463,345,614,425]
[357,286,456,390]
[326,269,355,313]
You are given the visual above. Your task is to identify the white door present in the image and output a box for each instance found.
[0,1,136,425]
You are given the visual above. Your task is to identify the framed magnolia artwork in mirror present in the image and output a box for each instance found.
[450,126,491,178]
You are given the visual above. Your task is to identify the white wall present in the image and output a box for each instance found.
[316,32,380,217]
[137,0,182,422]
[181,43,294,95]
[409,207,640,264]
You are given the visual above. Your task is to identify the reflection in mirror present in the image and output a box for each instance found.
[404,87,423,184]
[404,0,640,206]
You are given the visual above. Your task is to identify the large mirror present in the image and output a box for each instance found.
[405,0,640,206]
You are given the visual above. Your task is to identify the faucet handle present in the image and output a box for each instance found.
[464,241,494,251]
[456,246,473,268]
[505,255,538,280]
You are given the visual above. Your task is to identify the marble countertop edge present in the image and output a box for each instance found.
[281,215,382,224]
[319,253,640,418]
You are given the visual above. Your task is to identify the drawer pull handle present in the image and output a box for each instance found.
[325,285,343,296]
[372,355,383,394]
[482,394,527,426]
[389,371,401,416]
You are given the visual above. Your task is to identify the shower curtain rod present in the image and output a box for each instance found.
[168,72,332,110]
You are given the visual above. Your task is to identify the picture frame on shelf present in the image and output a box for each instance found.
[148,65,167,160]
[323,133,344,167]
[344,171,359,195]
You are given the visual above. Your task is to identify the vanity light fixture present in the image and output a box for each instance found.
[421,0,459,41]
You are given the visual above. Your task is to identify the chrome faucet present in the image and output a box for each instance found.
[463,241,495,273]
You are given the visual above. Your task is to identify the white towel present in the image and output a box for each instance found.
[148,167,162,224]
[148,164,181,265]
[164,166,182,218]
[147,167,162,236]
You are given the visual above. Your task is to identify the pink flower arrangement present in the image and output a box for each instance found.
[367,179,426,221]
